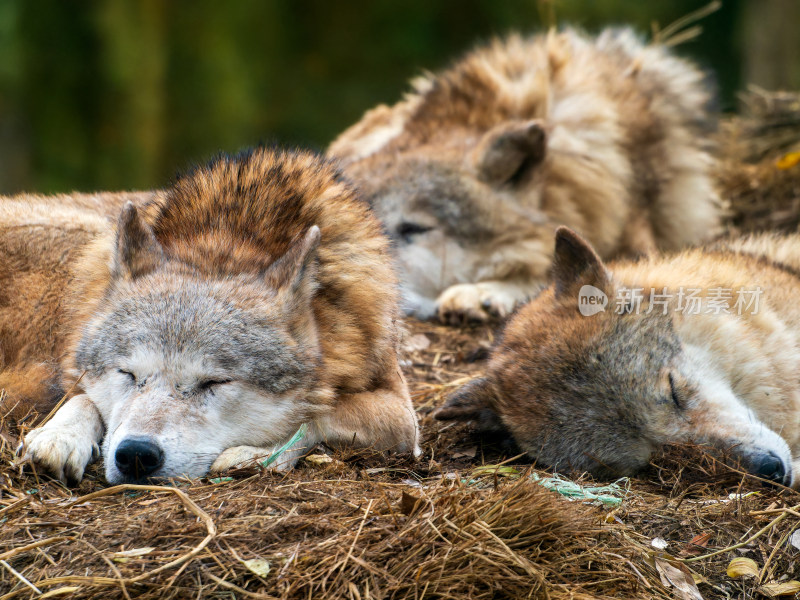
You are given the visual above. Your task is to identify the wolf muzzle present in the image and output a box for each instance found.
[750,450,789,486]
[115,437,164,480]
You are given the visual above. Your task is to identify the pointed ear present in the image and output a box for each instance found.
[473,120,547,184]
[434,377,506,433]
[552,227,610,299]
[265,226,321,303]
[114,202,164,279]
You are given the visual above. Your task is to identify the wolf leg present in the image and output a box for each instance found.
[437,280,540,323]
[210,394,420,472]
[314,367,421,457]
[209,437,318,473]
[18,394,103,484]
[211,369,420,474]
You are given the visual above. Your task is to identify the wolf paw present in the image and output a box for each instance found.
[437,282,519,324]
[210,445,299,473]
[18,426,100,484]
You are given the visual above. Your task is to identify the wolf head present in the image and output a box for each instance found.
[438,228,793,485]
[75,202,327,484]
[347,120,558,319]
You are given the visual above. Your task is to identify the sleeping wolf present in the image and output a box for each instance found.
[10,148,420,484]
[437,227,800,487]
[329,28,720,322]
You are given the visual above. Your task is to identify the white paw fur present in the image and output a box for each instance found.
[20,425,100,483]
[210,444,306,473]
[437,281,527,322]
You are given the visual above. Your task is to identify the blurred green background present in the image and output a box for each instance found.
[0,0,798,195]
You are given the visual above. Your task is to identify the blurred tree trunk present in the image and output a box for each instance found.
[0,0,27,194]
[96,0,165,190]
[741,0,800,90]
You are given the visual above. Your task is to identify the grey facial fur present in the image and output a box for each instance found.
[72,270,323,484]
[511,312,685,477]
[361,157,550,319]
[76,275,318,393]
[367,161,503,245]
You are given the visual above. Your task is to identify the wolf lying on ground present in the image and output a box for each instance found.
[329,28,720,323]
[7,148,419,484]
[437,227,800,487]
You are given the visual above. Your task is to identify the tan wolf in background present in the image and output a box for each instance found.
[437,227,800,487]
[329,28,720,322]
[8,148,419,484]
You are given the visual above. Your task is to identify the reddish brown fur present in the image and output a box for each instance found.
[438,228,800,484]
[2,150,415,459]
[4,190,155,220]
[0,201,110,419]
[142,150,401,394]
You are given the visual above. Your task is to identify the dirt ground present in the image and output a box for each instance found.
[2,316,800,600]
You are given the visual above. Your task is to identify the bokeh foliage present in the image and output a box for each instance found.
[0,0,743,194]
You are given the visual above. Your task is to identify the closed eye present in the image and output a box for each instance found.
[197,379,233,392]
[396,222,434,243]
[668,372,683,410]
[117,369,136,384]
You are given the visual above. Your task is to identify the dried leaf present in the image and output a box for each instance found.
[399,491,422,516]
[759,580,800,597]
[451,446,477,459]
[776,151,800,170]
[305,453,334,466]
[689,532,712,548]
[727,557,759,579]
[684,532,712,555]
[243,558,271,578]
[654,558,704,600]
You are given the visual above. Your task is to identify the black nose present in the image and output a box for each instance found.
[753,451,788,484]
[115,438,164,479]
